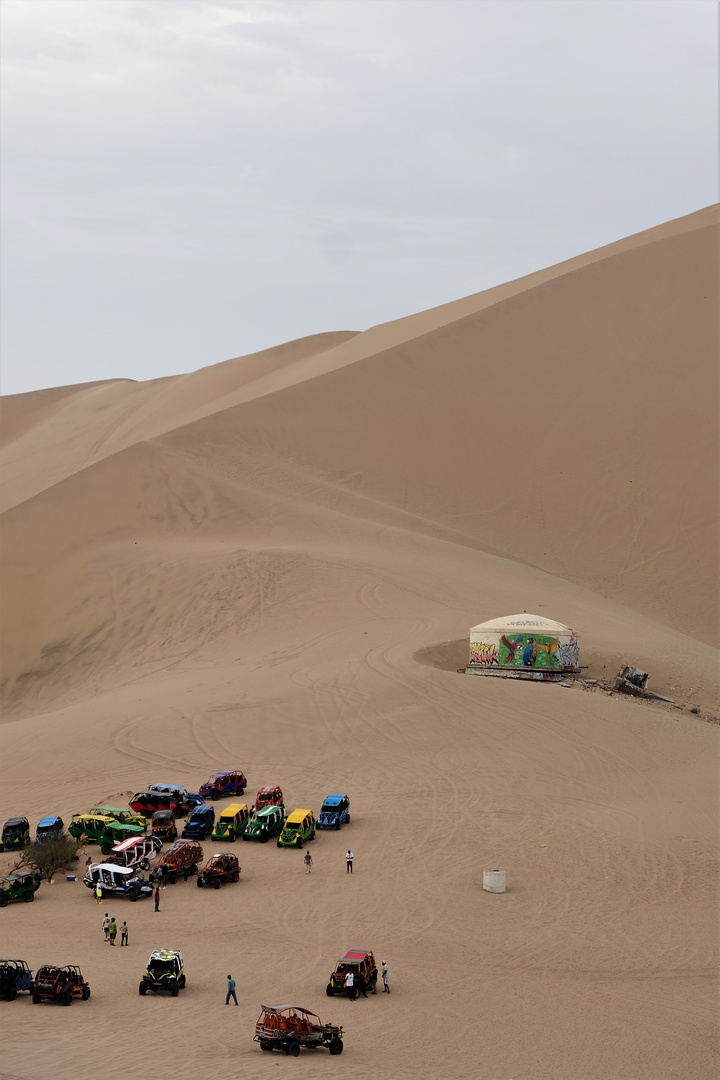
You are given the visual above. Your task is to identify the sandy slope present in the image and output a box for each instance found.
[0,206,718,1080]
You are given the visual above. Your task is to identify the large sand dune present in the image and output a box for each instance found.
[0,206,717,1080]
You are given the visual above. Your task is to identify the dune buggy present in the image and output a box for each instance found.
[84,863,153,901]
[139,949,185,996]
[243,804,285,843]
[326,949,378,998]
[150,839,203,883]
[212,803,248,842]
[251,786,284,813]
[199,770,247,800]
[196,853,240,888]
[254,1004,344,1056]
[32,964,90,1005]
[277,809,316,848]
[317,794,350,830]
[0,960,33,1000]
[0,816,30,851]
[152,810,178,842]
[0,872,41,907]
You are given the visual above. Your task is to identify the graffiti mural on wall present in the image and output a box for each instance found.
[556,639,580,670]
[468,642,499,666]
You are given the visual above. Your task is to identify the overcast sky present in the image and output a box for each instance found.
[1,0,717,396]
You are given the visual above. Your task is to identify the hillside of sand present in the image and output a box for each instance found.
[0,205,718,1080]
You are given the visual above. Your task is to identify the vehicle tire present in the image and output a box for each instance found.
[171,983,179,997]
[287,1042,300,1057]
[260,834,268,844]
[228,832,235,843]
[325,984,334,997]
[345,814,350,824]
[211,791,220,801]
[139,983,147,995]
[140,858,149,871]
[101,843,112,856]
[24,891,34,902]
[297,838,303,849]
[231,871,239,883]
[6,988,16,1001]
[32,993,40,1004]
[260,1040,272,1052]
[214,878,220,889]
[242,834,249,841]
[82,985,91,1000]
[310,830,315,840]
[196,877,203,888]
[329,1038,343,1055]
[180,976,186,989]
[129,889,138,902]
[335,820,340,830]
[63,990,73,1006]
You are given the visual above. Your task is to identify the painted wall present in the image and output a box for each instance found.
[469,632,579,671]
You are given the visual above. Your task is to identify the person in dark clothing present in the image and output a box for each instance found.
[154,886,160,911]
[226,975,238,1005]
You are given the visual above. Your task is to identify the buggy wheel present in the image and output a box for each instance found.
[285,1042,300,1057]
[228,832,235,843]
[325,983,334,997]
[180,976,186,989]
[0,895,8,907]
[214,878,220,889]
[211,791,220,801]
[196,877,203,888]
[170,982,179,997]
[242,834,249,841]
[32,993,40,1003]
[310,830,315,840]
[6,988,16,1001]
[82,985,91,1000]
[139,982,147,995]
[24,891,34,902]
[129,889,138,902]
[260,1040,272,1052]
[329,1038,343,1055]
[335,820,340,830]
[346,814,350,823]
[231,871,239,882]
[101,843,112,855]
[297,838,303,849]
[260,834,268,843]
[63,990,73,1006]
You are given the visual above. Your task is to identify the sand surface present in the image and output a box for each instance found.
[0,205,718,1080]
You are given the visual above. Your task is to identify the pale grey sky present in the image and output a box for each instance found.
[1,0,717,395]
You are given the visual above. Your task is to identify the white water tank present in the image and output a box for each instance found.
[483,869,506,893]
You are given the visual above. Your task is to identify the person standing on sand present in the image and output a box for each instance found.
[346,850,354,874]
[154,885,160,912]
[108,917,117,945]
[345,970,355,999]
[226,975,238,1005]
[102,913,110,941]
[95,883,103,905]
[120,921,129,946]
[381,960,389,992]
[304,851,312,873]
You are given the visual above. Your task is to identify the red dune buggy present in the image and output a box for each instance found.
[251,786,284,813]
[32,965,90,1005]
[196,853,240,888]
[254,1004,343,1056]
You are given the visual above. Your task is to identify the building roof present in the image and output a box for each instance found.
[470,613,576,635]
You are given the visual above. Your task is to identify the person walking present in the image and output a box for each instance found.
[345,970,355,999]
[345,850,354,874]
[381,960,390,993]
[120,921,129,947]
[102,913,110,941]
[226,975,238,1005]
[108,917,117,946]
[154,885,160,912]
[304,851,313,873]
[95,882,103,905]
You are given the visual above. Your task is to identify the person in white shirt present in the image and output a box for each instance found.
[345,850,354,874]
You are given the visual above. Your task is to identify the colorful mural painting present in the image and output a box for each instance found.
[468,614,580,674]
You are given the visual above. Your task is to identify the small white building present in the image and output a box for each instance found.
[467,613,579,678]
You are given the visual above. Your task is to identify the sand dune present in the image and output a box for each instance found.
[0,206,717,1080]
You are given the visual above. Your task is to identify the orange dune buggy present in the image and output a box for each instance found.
[254,1004,344,1056]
